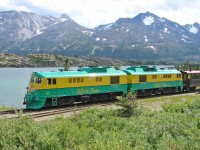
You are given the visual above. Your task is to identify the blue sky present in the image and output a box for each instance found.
[0,0,200,28]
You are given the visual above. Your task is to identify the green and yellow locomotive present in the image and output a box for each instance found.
[124,66,183,96]
[24,67,128,109]
[24,66,186,109]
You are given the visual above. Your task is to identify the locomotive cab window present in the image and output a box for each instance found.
[139,75,146,82]
[30,77,34,83]
[36,78,42,84]
[47,78,56,85]
[69,78,72,83]
[177,74,181,78]
[110,76,119,84]
[53,78,56,85]
[96,77,102,82]
[47,78,51,85]
[152,75,157,79]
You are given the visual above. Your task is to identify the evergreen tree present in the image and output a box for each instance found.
[116,91,138,117]
[64,58,70,71]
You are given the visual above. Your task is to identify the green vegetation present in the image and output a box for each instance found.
[28,55,44,66]
[64,58,70,71]
[176,61,200,71]
[0,58,5,62]
[116,91,138,117]
[0,95,199,149]
[0,106,13,110]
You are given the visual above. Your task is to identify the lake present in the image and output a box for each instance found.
[0,67,64,108]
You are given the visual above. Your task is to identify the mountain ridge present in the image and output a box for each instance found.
[0,10,200,62]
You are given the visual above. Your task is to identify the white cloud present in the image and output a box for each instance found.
[0,0,200,28]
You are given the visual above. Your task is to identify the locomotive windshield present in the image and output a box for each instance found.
[30,76,34,83]
[30,73,35,83]
[36,78,42,84]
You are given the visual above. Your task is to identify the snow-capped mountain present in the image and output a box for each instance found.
[0,10,200,62]
[0,10,94,54]
[92,12,200,61]
[94,11,197,45]
[12,15,95,55]
[0,10,73,52]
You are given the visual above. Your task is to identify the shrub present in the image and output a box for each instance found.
[116,91,138,117]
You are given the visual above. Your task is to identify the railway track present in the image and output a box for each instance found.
[0,101,116,119]
[0,108,34,115]
[30,102,115,119]
[0,92,198,120]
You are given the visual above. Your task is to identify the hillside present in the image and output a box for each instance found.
[0,53,127,67]
[0,53,182,68]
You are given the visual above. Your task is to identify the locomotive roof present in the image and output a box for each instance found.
[33,67,126,78]
[125,66,181,75]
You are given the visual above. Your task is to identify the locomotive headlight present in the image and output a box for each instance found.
[30,86,34,92]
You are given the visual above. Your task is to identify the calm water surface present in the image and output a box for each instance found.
[0,68,63,108]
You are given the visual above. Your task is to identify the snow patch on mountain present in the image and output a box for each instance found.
[182,38,187,42]
[160,18,165,23]
[143,16,154,25]
[99,23,113,30]
[90,46,103,55]
[60,18,68,22]
[144,35,148,42]
[163,27,169,33]
[146,45,157,53]
[189,26,198,34]
[160,33,164,39]
[82,31,94,36]
[36,29,43,35]
[182,35,188,38]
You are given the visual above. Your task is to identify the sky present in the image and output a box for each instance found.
[0,0,200,28]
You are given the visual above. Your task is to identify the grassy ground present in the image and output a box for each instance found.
[0,94,199,149]
[138,93,199,111]
[0,106,13,110]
